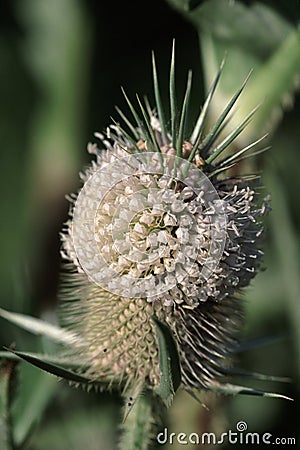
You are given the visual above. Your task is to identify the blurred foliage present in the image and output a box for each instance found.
[167,0,300,146]
[0,0,299,449]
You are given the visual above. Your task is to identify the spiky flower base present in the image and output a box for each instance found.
[60,44,268,398]
[61,274,242,393]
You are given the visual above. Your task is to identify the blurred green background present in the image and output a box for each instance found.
[0,0,299,449]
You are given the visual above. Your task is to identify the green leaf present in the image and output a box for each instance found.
[0,351,83,369]
[152,317,181,408]
[0,308,79,345]
[166,0,192,12]
[9,351,110,447]
[234,28,300,141]
[12,364,57,448]
[5,349,91,385]
[167,0,300,143]
[29,404,119,450]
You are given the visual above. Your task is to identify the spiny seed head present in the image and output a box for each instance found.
[60,48,269,396]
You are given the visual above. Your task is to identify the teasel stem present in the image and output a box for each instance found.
[0,359,17,450]
[118,391,165,450]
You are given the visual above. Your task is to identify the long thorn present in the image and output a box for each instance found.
[176,70,193,158]
[136,95,162,153]
[152,51,168,145]
[205,102,261,165]
[170,39,177,149]
[121,87,144,135]
[199,70,253,158]
[190,57,225,145]
[217,134,268,168]
[115,106,140,140]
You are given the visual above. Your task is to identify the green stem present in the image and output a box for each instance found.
[0,360,17,450]
[118,392,163,450]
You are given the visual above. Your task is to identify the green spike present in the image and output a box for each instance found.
[209,382,293,401]
[115,105,140,140]
[176,70,193,158]
[199,71,253,159]
[222,367,291,383]
[190,58,225,145]
[184,388,210,411]
[207,163,236,179]
[169,40,177,149]
[110,118,142,153]
[217,134,268,168]
[152,51,168,145]
[121,87,145,137]
[143,95,152,118]
[235,335,287,353]
[136,95,161,153]
[234,146,270,163]
[205,102,260,165]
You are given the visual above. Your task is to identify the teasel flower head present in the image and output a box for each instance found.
[60,43,271,403]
